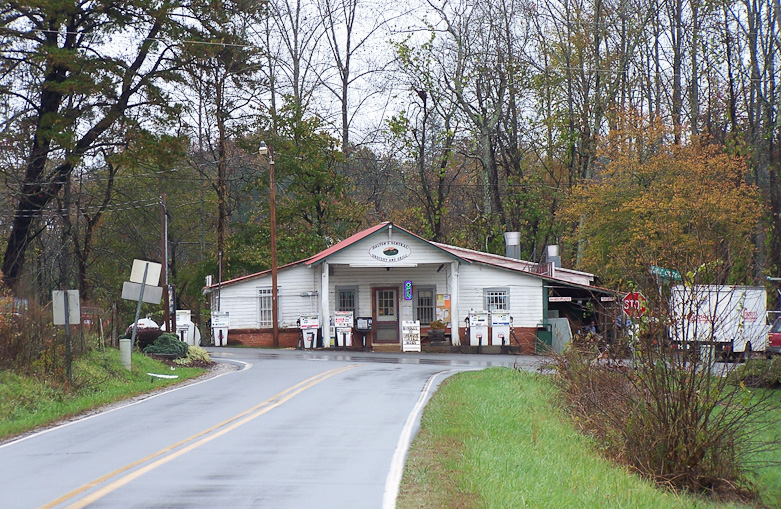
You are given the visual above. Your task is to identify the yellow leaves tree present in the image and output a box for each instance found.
[563,113,762,287]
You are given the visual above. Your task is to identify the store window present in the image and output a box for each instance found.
[416,287,435,325]
[336,287,357,315]
[484,288,509,311]
[258,288,273,327]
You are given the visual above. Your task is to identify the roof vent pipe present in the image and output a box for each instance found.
[504,232,521,260]
[546,245,561,267]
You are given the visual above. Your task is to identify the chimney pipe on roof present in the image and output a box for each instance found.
[504,232,521,260]
[546,245,561,267]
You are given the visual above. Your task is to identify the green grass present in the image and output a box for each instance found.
[398,367,779,508]
[0,348,206,441]
[746,389,781,508]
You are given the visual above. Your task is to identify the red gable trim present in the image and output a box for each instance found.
[305,222,469,267]
[305,222,390,266]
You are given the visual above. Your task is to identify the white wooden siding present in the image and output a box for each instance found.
[218,264,319,329]
[216,255,544,331]
[456,264,543,328]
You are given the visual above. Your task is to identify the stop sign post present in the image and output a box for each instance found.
[623,291,647,318]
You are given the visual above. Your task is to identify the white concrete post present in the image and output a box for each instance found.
[119,338,131,369]
[450,261,460,346]
[320,262,330,348]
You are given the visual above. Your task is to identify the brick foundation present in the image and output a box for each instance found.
[226,328,302,348]
[457,326,536,354]
[223,326,538,354]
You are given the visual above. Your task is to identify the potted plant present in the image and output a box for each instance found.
[428,319,447,341]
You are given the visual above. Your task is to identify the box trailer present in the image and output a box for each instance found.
[669,285,769,356]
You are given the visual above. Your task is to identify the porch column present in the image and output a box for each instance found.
[320,262,331,348]
[450,261,460,346]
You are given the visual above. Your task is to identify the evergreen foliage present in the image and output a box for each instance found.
[143,334,189,358]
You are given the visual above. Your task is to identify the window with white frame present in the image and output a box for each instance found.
[336,287,357,315]
[258,288,273,327]
[484,288,509,311]
[415,287,435,325]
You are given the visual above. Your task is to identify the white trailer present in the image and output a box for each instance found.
[669,285,768,356]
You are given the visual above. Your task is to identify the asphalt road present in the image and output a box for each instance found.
[0,348,547,508]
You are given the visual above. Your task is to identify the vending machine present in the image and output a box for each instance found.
[355,317,373,350]
[211,311,229,347]
[468,310,489,346]
[491,311,511,346]
[334,311,354,348]
[298,315,319,349]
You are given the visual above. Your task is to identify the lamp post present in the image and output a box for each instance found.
[259,141,279,347]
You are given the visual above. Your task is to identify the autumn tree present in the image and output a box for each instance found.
[0,0,248,292]
[563,113,762,287]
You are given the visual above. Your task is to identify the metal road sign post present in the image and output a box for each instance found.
[129,263,150,355]
[120,260,163,370]
[53,290,80,382]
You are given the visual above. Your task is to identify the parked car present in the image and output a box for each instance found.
[768,317,781,354]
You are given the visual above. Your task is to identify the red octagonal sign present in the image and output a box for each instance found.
[622,291,647,318]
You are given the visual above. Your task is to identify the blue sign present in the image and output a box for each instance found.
[404,280,413,300]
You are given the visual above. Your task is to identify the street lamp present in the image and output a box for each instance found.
[259,141,279,347]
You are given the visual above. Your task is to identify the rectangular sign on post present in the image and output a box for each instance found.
[52,290,80,325]
[130,259,162,287]
[121,282,163,304]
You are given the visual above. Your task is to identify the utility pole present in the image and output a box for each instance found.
[259,141,279,347]
[161,194,174,332]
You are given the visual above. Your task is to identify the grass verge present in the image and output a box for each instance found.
[746,388,781,507]
[397,367,779,508]
[0,348,207,441]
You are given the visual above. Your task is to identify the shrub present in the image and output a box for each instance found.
[174,345,211,365]
[554,334,774,502]
[130,327,163,350]
[0,295,62,378]
[143,333,189,358]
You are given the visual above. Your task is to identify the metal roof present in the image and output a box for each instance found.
[203,222,611,295]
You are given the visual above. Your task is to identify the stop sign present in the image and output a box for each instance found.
[622,291,647,317]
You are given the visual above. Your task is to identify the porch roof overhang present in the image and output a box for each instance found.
[545,278,620,303]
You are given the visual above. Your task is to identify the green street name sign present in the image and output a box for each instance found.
[650,265,681,281]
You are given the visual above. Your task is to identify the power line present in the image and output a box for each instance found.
[5,28,262,50]
[1,198,161,219]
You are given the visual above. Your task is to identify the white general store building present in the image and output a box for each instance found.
[203,222,613,352]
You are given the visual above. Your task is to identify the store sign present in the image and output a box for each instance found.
[402,320,421,352]
[404,281,413,300]
[369,241,412,262]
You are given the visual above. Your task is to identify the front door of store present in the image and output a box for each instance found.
[374,288,398,343]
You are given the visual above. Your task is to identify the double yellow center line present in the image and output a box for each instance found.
[44,364,357,509]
